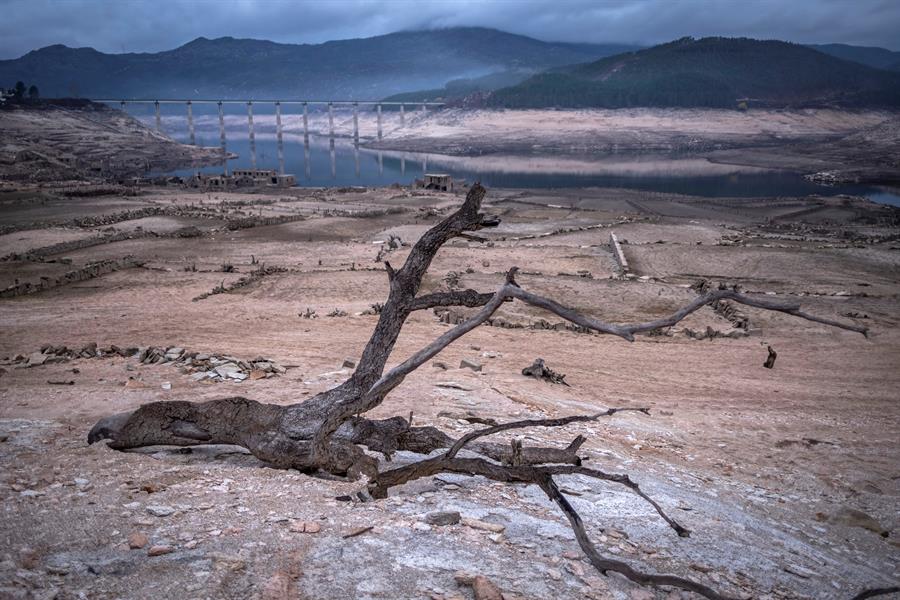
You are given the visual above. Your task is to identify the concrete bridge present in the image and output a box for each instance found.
[95,99,444,175]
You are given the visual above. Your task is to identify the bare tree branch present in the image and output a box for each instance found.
[507,286,868,340]
[409,289,496,311]
[446,409,650,459]
[538,474,741,600]
[370,453,734,600]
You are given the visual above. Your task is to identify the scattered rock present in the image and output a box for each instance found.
[214,363,241,377]
[146,505,175,517]
[211,553,247,572]
[459,359,482,372]
[147,545,174,557]
[289,520,321,534]
[124,378,148,389]
[342,358,356,369]
[26,352,48,367]
[127,532,149,549]
[461,518,505,533]
[454,572,503,600]
[432,361,448,370]
[425,511,461,526]
[249,369,267,380]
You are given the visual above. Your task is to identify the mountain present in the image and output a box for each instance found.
[0,28,640,100]
[808,43,900,71]
[487,37,900,109]
[381,70,535,104]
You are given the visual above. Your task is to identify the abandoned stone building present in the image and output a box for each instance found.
[420,173,453,191]
[186,169,296,190]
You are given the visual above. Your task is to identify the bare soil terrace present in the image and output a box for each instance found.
[0,183,898,599]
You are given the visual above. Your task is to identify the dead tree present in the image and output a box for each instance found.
[88,184,868,600]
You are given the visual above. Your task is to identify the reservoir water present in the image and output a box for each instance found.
[130,104,899,207]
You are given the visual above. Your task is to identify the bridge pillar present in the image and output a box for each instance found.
[378,151,383,175]
[377,104,382,140]
[302,102,310,180]
[401,155,405,175]
[154,101,161,132]
[328,102,334,139]
[247,101,256,170]
[187,101,195,145]
[217,101,227,175]
[302,102,309,144]
[421,103,426,116]
[330,141,336,178]
[276,101,284,175]
[328,102,335,178]
[353,102,359,145]
[304,144,311,180]
[400,103,405,127]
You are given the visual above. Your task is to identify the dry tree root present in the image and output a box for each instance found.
[88,184,871,600]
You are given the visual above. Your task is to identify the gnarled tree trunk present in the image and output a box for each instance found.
[88,184,869,600]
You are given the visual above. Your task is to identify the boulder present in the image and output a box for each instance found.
[425,511,461,526]
[459,359,482,372]
[26,352,47,367]
[214,363,242,378]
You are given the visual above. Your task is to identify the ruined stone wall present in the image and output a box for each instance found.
[2,231,155,262]
[691,279,750,330]
[0,257,141,298]
[608,232,629,274]
[225,214,306,230]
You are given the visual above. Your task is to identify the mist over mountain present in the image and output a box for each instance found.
[487,37,900,109]
[0,27,638,100]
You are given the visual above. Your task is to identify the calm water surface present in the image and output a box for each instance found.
[133,106,899,207]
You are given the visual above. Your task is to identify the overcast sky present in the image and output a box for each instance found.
[1,0,899,59]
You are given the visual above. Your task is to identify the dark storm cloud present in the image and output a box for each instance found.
[1,0,899,59]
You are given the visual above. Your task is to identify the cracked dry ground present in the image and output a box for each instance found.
[0,184,898,599]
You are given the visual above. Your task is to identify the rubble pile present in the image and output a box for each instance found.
[3,343,286,383]
[192,265,288,301]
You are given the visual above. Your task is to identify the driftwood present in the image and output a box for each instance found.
[521,357,569,385]
[88,184,871,599]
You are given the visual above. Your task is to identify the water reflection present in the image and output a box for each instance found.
[137,108,899,205]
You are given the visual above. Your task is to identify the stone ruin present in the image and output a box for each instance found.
[3,343,286,384]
